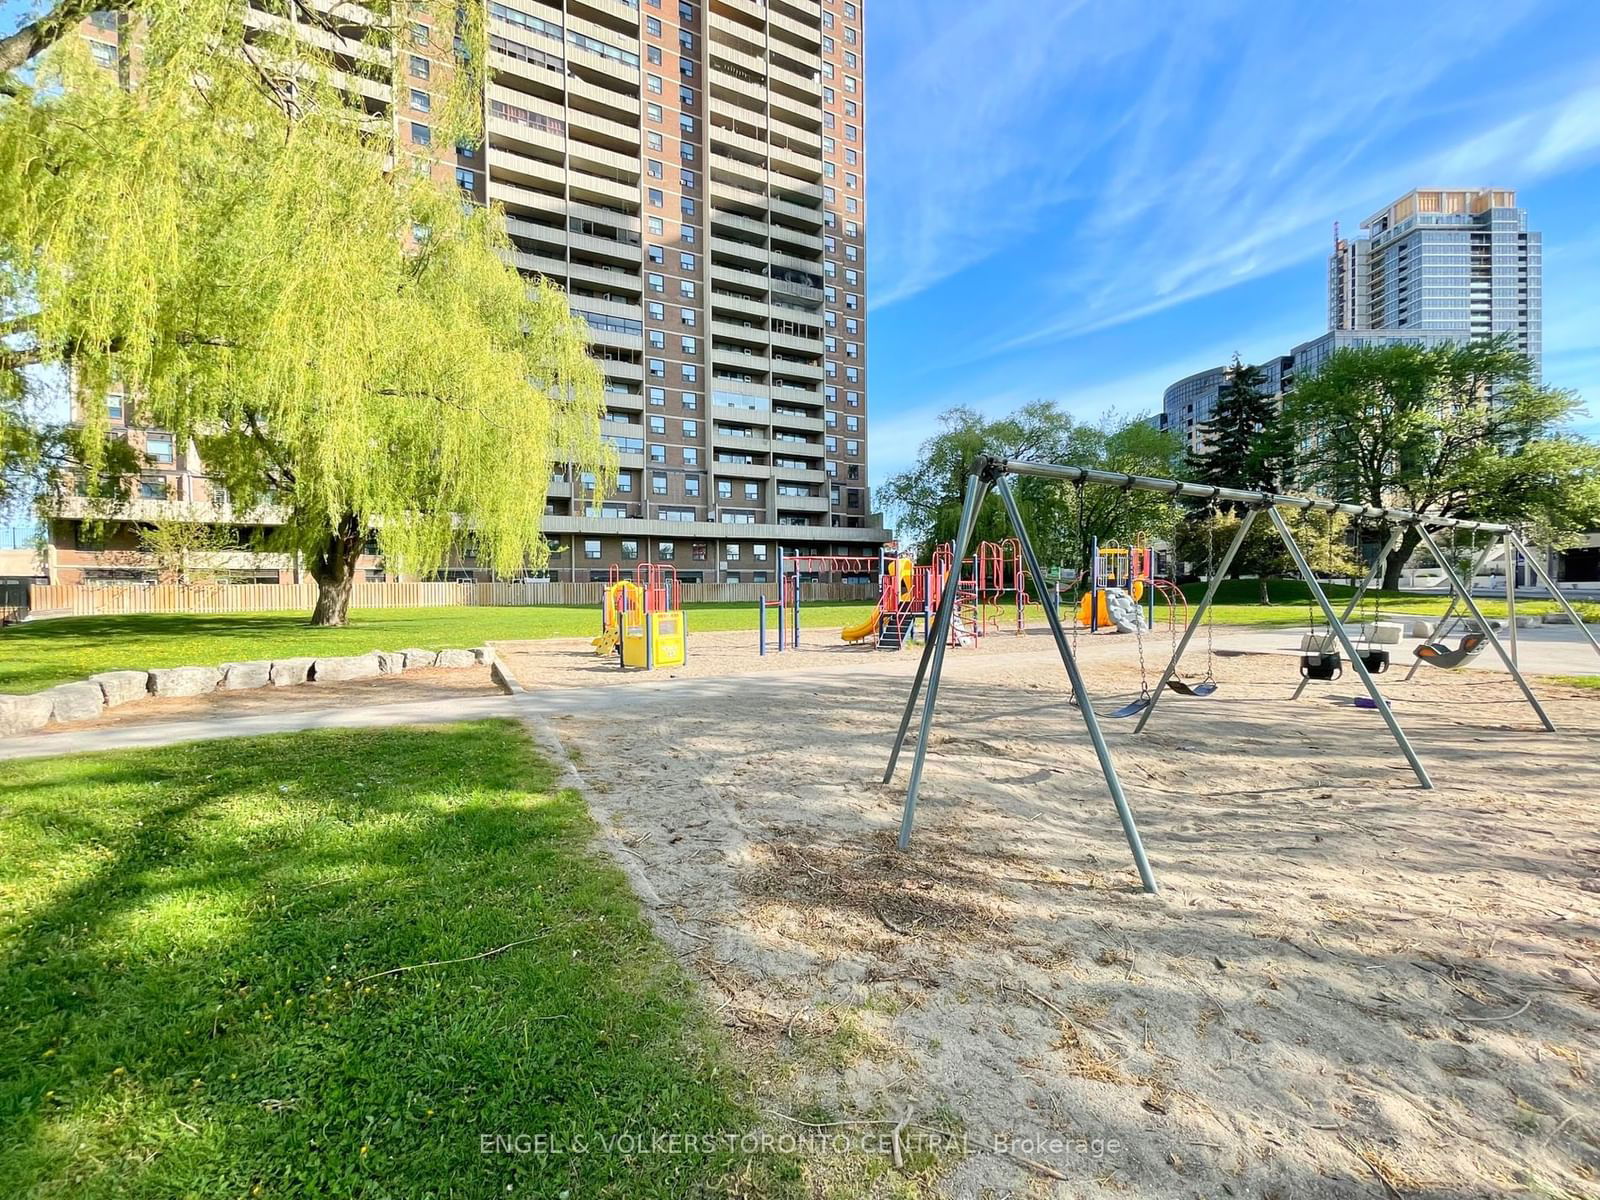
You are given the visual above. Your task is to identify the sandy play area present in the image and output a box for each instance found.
[526,622,1599,1198]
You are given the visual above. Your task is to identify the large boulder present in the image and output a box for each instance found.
[270,657,315,687]
[1407,619,1434,639]
[312,653,382,683]
[435,648,477,669]
[221,661,273,690]
[376,650,405,675]
[44,682,106,725]
[149,667,222,698]
[400,648,438,671]
[1367,621,1404,645]
[0,692,53,736]
[473,646,496,666]
[91,670,152,708]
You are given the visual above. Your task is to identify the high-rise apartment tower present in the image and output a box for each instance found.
[49,0,883,586]
[1329,188,1540,374]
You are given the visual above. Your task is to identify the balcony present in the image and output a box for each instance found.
[770,328,822,355]
[712,318,768,346]
[570,230,643,265]
[596,357,644,381]
[710,234,768,268]
[569,259,643,296]
[710,289,770,321]
[775,493,830,514]
[489,146,565,191]
[570,168,637,208]
[711,260,769,297]
[710,175,768,214]
[770,408,824,434]
[568,104,640,154]
[713,344,771,373]
[569,72,641,121]
[710,208,769,242]
[771,195,824,229]
[503,247,568,278]
[713,426,772,453]
[488,115,564,160]
[568,0,642,36]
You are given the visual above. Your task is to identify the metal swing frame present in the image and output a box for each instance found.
[883,455,1600,896]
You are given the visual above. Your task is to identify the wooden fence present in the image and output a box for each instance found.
[26,579,877,617]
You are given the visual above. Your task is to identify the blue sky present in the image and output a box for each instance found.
[864,0,1600,486]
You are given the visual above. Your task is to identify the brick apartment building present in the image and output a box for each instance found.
[45,0,887,586]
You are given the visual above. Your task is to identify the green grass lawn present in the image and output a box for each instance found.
[0,602,880,693]
[0,721,792,1199]
[1169,579,1600,629]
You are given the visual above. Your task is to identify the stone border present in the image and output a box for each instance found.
[0,646,498,737]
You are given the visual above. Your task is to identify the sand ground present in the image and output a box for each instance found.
[513,623,1600,1199]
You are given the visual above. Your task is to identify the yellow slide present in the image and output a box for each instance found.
[840,611,880,643]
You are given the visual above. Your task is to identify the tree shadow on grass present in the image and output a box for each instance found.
[0,720,784,1200]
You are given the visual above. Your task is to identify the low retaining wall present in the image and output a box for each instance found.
[0,646,497,737]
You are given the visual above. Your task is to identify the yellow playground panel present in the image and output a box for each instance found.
[621,610,686,668]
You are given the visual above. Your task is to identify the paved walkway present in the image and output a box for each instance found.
[1209,623,1600,676]
[0,669,899,762]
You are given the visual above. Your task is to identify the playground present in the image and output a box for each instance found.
[541,626,1600,1198]
[489,458,1600,1196]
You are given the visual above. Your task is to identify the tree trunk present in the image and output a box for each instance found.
[1259,577,1271,605]
[1382,525,1424,593]
[308,513,364,627]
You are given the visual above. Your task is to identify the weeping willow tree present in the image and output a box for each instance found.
[0,1,611,624]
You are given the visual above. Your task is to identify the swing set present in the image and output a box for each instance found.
[884,454,1600,894]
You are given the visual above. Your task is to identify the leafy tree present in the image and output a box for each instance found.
[133,515,240,585]
[1186,355,1285,498]
[0,1,611,624]
[876,402,1184,582]
[1282,338,1600,590]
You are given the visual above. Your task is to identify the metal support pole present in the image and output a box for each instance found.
[759,598,766,656]
[884,469,990,796]
[1267,507,1434,789]
[1289,524,1403,702]
[1089,535,1100,633]
[994,475,1158,894]
[1412,524,1555,731]
[794,575,802,648]
[1509,533,1600,664]
[1503,533,1518,667]
[1135,507,1260,732]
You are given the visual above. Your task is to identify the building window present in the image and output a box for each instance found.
[409,54,429,78]
[658,541,675,561]
[649,416,666,434]
[145,434,175,464]
[583,539,602,559]
[683,447,698,465]
[621,539,639,560]
[685,475,699,494]
[411,89,431,113]
[106,394,124,420]
[652,473,668,494]
[648,358,665,377]
[410,122,431,146]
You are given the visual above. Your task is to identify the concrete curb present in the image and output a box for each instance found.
[1,645,498,738]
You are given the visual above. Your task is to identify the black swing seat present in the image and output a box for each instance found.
[1359,649,1390,674]
[1413,634,1485,669]
[1300,651,1342,681]
[1165,679,1218,697]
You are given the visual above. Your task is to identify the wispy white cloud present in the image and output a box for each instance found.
[865,1,1160,310]
[868,320,1306,486]
[868,0,1600,361]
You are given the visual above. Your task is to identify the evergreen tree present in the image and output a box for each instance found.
[1186,355,1283,498]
